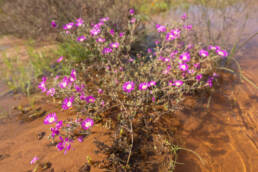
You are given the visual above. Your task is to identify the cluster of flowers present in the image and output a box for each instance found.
[43,112,94,153]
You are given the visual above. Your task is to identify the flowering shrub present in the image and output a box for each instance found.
[40,10,229,170]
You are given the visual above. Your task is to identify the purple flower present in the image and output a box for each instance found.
[173,80,183,87]
[69,74,76,83]
[78,136,84,142]
[90,27,101,36]
[147,48,152,53]
[194,63,200,69]
[166,32,176,41]
[152,97,155,102]
[199,49,209,57]
[56,136,72,154]
[110,29,115,36]
[179,63,189,71]
[184,25,192,30]
[139,82,149,90]
[80,92,87,100]
[81,118,94,130]
[168,80,173,86]
[50,127,60,137]
[181,13,187,20]
[208,45,217,50]
[148,81,156,87]
[56,120,63,129]
[71,69,76,76]
[44,113,57,124]
[130,18,136,24]
[216,49,228,57]
[59,76,68,88]
[207,77,214,87]
[76,18,84,27]
[156,24,166,32]
[170,50,178,58]
[119,32,125,37]
[129,9,135,15]
[85,96,96,103]
[171,29,181,37]
[30,156,39,165]
[62,97,74,110]
[179,52,191,62]
[77,35,86,42]
[123,81,135,93]
[188,69,195,74]
[46,88,55,96]
[57,56,63,63]
[96,37,106,43]
[38,81,47,92]
[100,17,109,22]
[51,20,57,28]
[196,74,203,81]
[102,47,112,54]
[98,89,103,94]
[63,22,74,30]
[110,42,119,48]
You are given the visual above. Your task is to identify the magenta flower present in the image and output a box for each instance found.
[129,9,135,15]
[181,13,187,20]
[170,50,178,58]
[100,17,109,22]
[179,63,189,71]
[62,97,74,110]
[71,69,76,76]
[90,27,101,36]
[139,82,148,90]
[96,37,106,43]
[180,52,191,62]
[168,80,173,86]
[51,20,57,28]
[77,35,86,42]
[166,32,176,41]
[85,96,96,103]
[38,81,47,92]
[98,89,103,94]
[81,118,94,130]
[56,136,72,154]
[46,88,55,96]
[69,73,76,82]
[59,76,69,88]
[50,127,60,137]
[57,56,63,63]
[188,69,195,74]
[208,45,217,50]
[76,18,84,27]
[216,49,228,57]
[30,156,39,165]
[102,47,112,54]
[119,32,125,37]
[173,80,183,87]
[123,81,135,93]
[196,74,203,81]
[199,49,209,57]
[130,18,136,24]
[78,136,84,143]
[110,29,115,36]
[194,63,200,69]
[156,24,166,32]
[207,77,214,87]
[110,42,119,48]
[63,22,74,30]
[44,113,57,124]
[80,92,86,100]
[148,81,156,87]
[171,29,181,37]
[184,25,192,30]
[56,120,63,129]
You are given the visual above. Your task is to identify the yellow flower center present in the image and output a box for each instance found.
[126,84,132,89]
[67,101,72,107]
